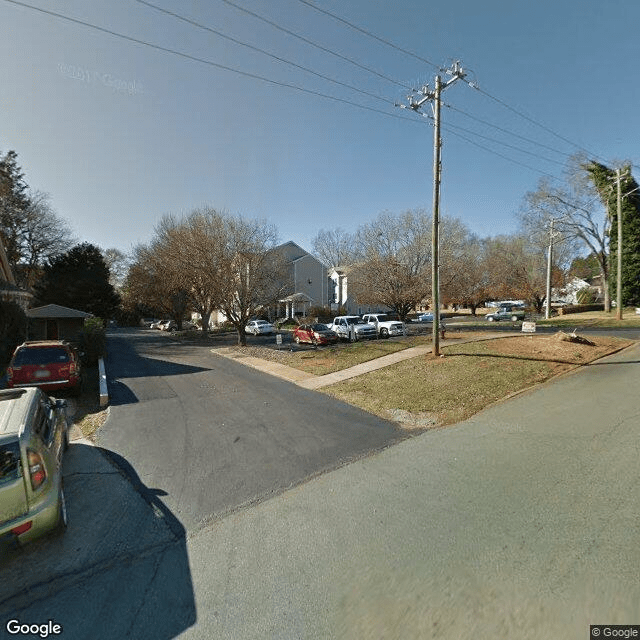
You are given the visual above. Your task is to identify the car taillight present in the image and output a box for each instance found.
[69,361,77,375]
[11,521,33,535]
[27,449,46,490]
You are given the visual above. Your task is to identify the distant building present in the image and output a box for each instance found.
[273,241,328,319]
[327,265,381,316]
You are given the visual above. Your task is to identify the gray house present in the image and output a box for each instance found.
[274,241,328,319]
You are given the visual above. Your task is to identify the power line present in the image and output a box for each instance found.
[134,0,393,105]
[2,0,418,122]
[466,82,605,162]
[219,0,412,90]
[294,0,439,70]
[443,103,574,160]
[441,121,567,167]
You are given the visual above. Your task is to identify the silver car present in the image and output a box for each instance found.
[0,388,68,545]
[245,320,275,335]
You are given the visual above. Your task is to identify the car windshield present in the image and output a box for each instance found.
[311,324,328,331]
[13,347,70,366]
[347,318,365,324]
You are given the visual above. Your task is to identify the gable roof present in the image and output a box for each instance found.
[26,304,93,319]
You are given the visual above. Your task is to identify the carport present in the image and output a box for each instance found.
[27,304,93,342]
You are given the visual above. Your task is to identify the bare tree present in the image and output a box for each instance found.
[217,216,288,346]
[347,210,432,320]
[122,243,186,322]
[102,247,130,291]
[520,155,611,310]
[124,211,286,344]
[312,227,355,268]
[483,234,561,312]
[441,233,490,314]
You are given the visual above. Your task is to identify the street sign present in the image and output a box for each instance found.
[521,321,536,333]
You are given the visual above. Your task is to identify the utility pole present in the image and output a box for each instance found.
[431,74,442,355]
[399,61,466,356]
[616,168,623,320]
[545,219,554,320]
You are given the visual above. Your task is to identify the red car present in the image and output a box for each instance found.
[292,323,339,346]
[6,341,82,395]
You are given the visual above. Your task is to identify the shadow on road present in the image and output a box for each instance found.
[0,443,196,640]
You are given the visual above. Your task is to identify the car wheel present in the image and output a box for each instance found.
[511,315,519,322]
[54,486,68,534]
[380,328,389,338]
[487,316,495,322]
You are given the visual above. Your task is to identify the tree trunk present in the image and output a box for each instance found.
[201,311,211,335]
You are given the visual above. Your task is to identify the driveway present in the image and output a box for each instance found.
[97,328,404,531]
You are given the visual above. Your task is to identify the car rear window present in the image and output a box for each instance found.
[0,441,22,486]
[13,347,71,366]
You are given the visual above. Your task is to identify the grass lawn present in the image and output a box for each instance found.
[537,309,640,328]
[321,333,633,430]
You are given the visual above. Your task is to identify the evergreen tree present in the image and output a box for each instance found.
[0,150,31,267]
[34,243,121,320]
[586,162,640,306]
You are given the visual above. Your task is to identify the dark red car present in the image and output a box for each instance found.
[6,341,82,395]
[292,323,339,346]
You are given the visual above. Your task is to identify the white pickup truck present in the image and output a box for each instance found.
[361,313,405,338]
[327,316,377,341]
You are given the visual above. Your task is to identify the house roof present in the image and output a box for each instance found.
[279,292,312,303]
[26,304,93,319]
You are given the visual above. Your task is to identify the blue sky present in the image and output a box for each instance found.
[1,0,639,257]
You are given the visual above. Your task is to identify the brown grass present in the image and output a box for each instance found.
[322,333,633,430]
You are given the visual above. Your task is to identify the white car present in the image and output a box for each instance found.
[245,320,275,335]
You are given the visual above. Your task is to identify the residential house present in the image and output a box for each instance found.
[0,234,32,309]
[26,304,93,343]
[328,265,380,316]
[553,276,603,305]
[274,242,328,319]
[198,241,329,328]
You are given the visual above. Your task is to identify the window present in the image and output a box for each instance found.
[0,442,22,486]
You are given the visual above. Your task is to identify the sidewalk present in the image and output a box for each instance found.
[212,332,516,389]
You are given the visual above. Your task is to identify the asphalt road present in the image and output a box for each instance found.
[96,328,405,531]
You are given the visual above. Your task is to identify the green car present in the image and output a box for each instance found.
[486,305,526,322]
[0,387,68,545]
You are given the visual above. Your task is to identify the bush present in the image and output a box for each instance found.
[576,287,597,304]
[80,317,107,365]
[0,301,27,371]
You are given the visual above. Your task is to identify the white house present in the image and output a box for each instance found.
[328,265,380,316]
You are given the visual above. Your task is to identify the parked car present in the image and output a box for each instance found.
[326,316,377,341]
[6,341,82,396]
[485,305,526,322]
[293,323,339,346]
[149,320,164,330]
[0,387,68,545]
[245,320,275,335]
[361,313,405,338]
[159,320,177,331]
[416,312,444,322]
